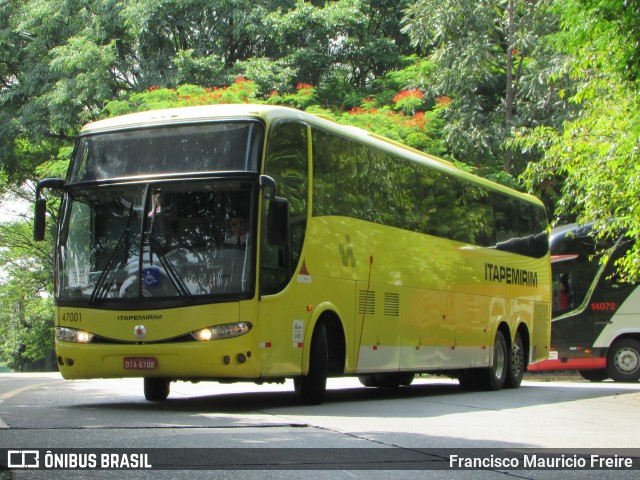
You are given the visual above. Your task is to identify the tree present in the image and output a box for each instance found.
[518,0,640,282]
[2,1,415,187]
[402,0,571,179]
[263,0,411,93]
[0,213,55,370]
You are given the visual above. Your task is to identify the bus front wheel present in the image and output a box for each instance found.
[144,378,170,401]
[606,338,640,382]
[294,322,328,404]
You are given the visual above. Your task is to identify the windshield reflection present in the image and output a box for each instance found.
[57,181,255,303]
[69,122,262,182]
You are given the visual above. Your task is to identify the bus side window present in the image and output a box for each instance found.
[599,239,636,291]
[261,121,309,295]
[553,273,573,312]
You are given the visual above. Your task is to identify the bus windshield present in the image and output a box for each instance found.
[68,121,262,182]
[57,180,256,304]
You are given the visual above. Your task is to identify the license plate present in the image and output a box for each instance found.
[123,357,157,370]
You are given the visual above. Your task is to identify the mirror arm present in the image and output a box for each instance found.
[35,178,65,201]
[259,175,276,202]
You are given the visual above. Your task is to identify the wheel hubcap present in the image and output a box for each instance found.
[615,347,640,374]
[511,343,523,377]
[495,343,506,379]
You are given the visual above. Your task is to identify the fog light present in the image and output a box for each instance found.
[191,322,252,341]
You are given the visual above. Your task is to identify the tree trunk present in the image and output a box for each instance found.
[505,0,515,173]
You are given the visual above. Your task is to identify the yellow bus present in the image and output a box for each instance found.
[34,104,551,403]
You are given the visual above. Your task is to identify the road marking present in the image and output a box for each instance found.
[0,381,62,401]
[0,379,64,429]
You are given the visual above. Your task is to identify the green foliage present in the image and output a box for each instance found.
[402,0,570,176]
[517,0,640,281]
[266,83,318,110]
[0,218,54,370]
[263,0,410,90]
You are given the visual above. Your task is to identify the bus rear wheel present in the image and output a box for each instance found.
[294,322,328,405]
[504,332,524,388]
[144,378,170,401]
[606,338,640,382]
[478,331,508,390]
[458,331,508,391]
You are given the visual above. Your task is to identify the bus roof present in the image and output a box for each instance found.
[81,104,543,206]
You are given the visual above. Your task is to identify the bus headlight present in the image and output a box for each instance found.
[191,322,252,341]
[55,327,94,344]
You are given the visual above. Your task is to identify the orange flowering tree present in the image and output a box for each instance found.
[103,77,450,162]
[393,88,425,114]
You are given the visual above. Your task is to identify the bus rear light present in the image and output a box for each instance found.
[191,322,252,341]
[55,327,94,344]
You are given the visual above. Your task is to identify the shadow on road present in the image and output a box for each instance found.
[69,377,640,420]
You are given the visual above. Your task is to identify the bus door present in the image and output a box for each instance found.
[257,121,310,376]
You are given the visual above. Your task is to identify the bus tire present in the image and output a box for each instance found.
[144,378,170,401]
[606,338,640,382]
[458,370,480,390]
[364,372,415,388]
[358,375,377,387]
[505,332,524,388]
[577,370,609,382]
[477,331,508,390]
[294,322,329,404]
[398,372,415,386]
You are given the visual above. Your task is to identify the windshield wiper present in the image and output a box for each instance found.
[89,203,134,304]
[147,236,192,298]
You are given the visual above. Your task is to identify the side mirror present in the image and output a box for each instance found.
[33,178,65,241]
[268,197,289,247]
[34,198,47,241]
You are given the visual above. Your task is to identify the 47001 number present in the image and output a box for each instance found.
[61,312,82,322]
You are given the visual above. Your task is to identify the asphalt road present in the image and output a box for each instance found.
[0,373,639,479]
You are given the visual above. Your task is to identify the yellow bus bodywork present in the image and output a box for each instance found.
[53,104,551,385]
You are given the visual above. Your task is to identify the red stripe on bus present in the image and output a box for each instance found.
[528,357,607,371]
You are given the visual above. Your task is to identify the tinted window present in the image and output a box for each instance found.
[261,121,309,295]
[69,121,263,182]
[312,128,548,258]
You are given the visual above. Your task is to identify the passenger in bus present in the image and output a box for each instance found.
[225,213,249,248]
[147,193,162,218]
[558,274,571,310]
